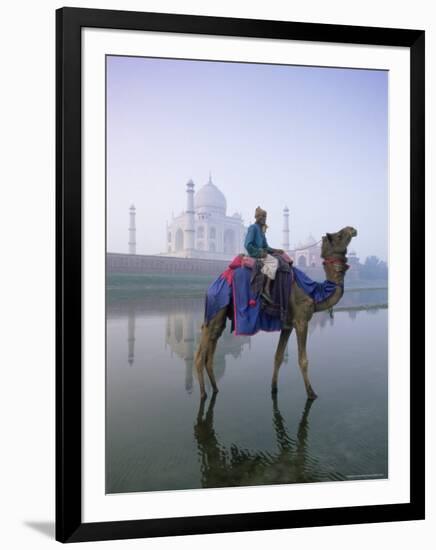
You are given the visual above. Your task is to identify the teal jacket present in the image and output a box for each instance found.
[244,223,274,258]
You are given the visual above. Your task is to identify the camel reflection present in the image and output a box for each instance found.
[194,395,345,487]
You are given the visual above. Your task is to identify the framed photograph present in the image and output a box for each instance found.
[56,7,425,543]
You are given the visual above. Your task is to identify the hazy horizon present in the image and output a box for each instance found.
[107,55,388,263]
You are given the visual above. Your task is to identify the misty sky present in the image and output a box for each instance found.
[107,55,388,262]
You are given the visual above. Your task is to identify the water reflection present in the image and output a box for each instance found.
[195,394,345,488]
[127,302,135,366]
[106,289,388,493]
[165,311,250,393]
[117,296,350,375]
[117,294,386,385]
[348,309,357,321]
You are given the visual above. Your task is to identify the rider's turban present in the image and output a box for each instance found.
[255,206,267,219]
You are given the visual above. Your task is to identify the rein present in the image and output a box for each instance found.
[293,239,323,252]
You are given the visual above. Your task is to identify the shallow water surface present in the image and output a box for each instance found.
[106,289,388,493]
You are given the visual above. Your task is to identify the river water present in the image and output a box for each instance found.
[106,284,388,494]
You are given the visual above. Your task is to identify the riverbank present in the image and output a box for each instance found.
[107,273,388,311]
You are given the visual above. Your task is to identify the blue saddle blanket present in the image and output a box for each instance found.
[204,263,339,336]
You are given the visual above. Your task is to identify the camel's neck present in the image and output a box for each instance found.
[314,256,347,312]
[314,285,344,312]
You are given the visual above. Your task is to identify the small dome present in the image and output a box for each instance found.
[194,176,226,215]
[306,234,317,245]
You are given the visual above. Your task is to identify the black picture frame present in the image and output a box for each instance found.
[56,6,425,543]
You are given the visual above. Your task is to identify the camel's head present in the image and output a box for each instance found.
[321,226,357,259]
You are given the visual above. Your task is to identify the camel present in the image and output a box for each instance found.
[194,226,357,400]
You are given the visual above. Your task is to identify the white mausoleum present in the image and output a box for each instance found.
[127,176,334,267]
[165,175,247,260]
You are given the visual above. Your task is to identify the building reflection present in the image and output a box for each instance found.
[308,310,334,333]
[121,295,381,375]
[165,311,250,393]
[348,309,358,321]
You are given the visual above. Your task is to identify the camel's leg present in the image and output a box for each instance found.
[195,308,226,400]
[194,324,210,400]
[204,309,227,394]
[295,320,317,400]
[205,339,219,393]
[271,328,292,394]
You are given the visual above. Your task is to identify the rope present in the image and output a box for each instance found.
[292,239,323,252]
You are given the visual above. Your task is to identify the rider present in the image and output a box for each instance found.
[244,206,284,303]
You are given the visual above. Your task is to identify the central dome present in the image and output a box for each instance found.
[194,175,227,215]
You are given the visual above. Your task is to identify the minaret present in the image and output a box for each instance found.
[283,206,290,252]
[128,204,136,255]
[184,180,195,256]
